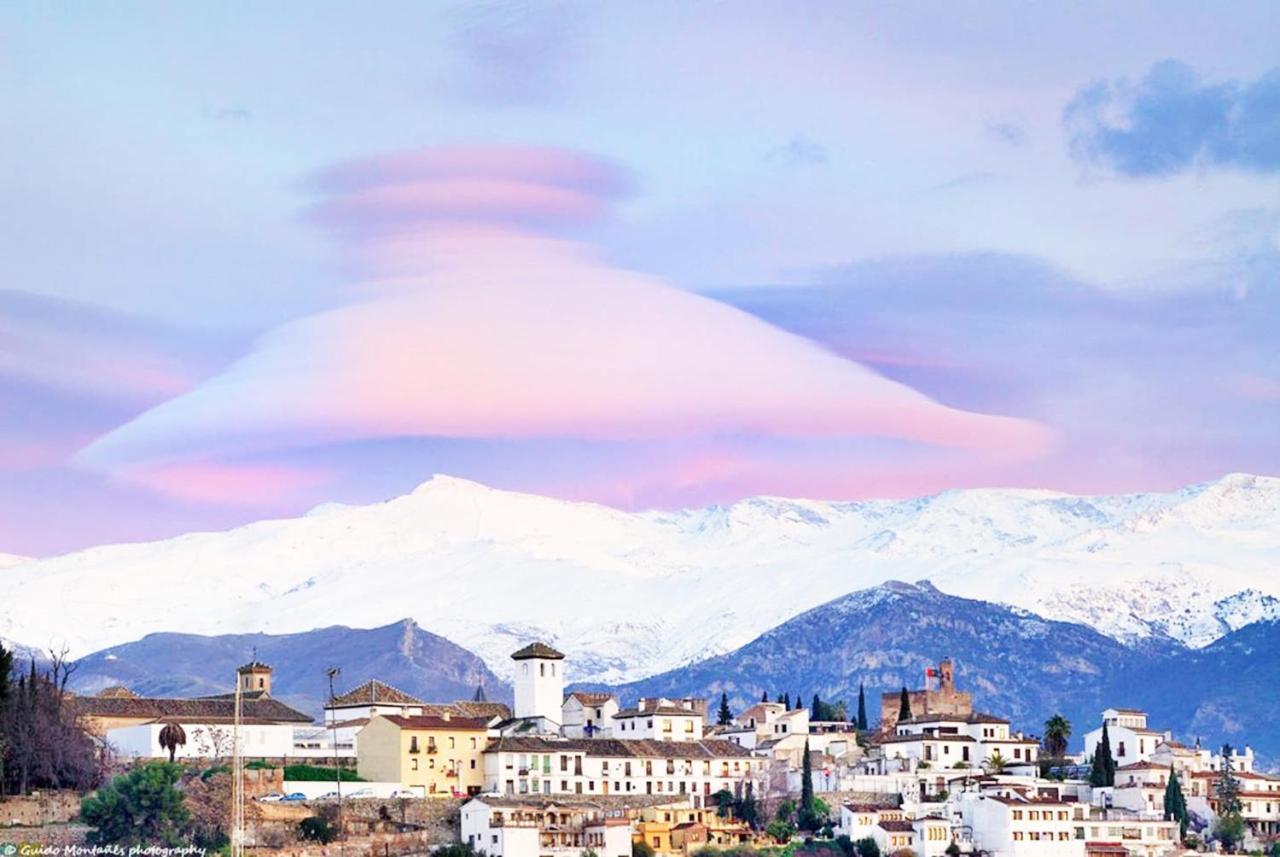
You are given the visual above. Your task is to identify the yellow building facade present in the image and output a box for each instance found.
[357,713,492,797]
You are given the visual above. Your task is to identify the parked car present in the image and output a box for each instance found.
[347,788,374,798]
[390,789,418,799]
[316,791,340,800]
[282,792,308,802]
[257,793,285,803]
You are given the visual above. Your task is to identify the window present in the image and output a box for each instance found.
[410,737,420,753]
[411,759,419,771]
[449,737,456,749]
[1118,741,1127,757]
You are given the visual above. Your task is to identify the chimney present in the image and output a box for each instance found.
[441,710,452,722]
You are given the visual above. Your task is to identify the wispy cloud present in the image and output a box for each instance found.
[984,117,1027,147]
[1065,60,1280,177]
[765,135,829,168]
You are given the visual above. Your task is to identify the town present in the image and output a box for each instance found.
[1,642,1274,857]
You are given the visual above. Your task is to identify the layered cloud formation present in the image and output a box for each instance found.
[75,147,1053,501]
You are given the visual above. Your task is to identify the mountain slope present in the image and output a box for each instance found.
[67,619,509,719]
[604,580,1150,736]
[603,582,1280,762]
[1,473,1276,683]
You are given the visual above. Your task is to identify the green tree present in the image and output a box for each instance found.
[713,788,735,818]
[811,693,823,721]
[798,739,818,830]
[794,692,803,711]
[854,837,881,857]
[0,642,12,789]
[897,687,911,723]
[633,840,656,857]
[1163,765,1189,840]
[1090,723,1115,787]
[783,692,791,709]
[1216,814,1246,853]
[81,762,190,847]
[1042,714,1072,758]
[766,820,795,844]
[983,750,1009,775]
[1216,745,1245,852]
[739,780,759,829]
[718,693,733,726]
[856,683,868,730]
[762,690,770,703]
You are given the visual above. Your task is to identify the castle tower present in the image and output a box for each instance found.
[237,660,273,696]
[511,642,565,723]
[939,658,955,693]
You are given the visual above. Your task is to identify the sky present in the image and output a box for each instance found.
[1,1,1278,556]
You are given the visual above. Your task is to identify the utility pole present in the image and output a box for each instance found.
[326,666,344,844]
[231,674,244,857]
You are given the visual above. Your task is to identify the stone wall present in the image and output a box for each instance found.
[248,829,437,857]
[0,791,82,827]
[0,824,91,848]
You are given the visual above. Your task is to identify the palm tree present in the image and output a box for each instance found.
[1043,714,1072,758]
[983,750,1009,774]
[159,721,187,762]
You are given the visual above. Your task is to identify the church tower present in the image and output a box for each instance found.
[237,660,273,696]
[511,642,565,724]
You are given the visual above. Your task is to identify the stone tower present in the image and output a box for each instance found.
[237,660,273,696]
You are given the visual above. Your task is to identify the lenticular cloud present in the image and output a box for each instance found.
[77,146,1053,499]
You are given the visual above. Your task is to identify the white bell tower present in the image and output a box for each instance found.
[511,641,565,724]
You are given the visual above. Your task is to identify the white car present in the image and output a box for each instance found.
[390,789,418,799]
[257,793,285,803]
[347,788,375,798]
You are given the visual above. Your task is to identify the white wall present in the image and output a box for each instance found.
[514,658,563,724]
[106,722,295,759]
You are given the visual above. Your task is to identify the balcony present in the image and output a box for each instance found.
[426,745,438,754]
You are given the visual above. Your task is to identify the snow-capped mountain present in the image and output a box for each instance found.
[0,552,29,568]
[2,473,1276,683]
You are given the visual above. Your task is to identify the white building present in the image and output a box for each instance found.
[562,692,619,739]
[956,791,1084,857]
[512,642,566,730]
[870,712,1040,774]
[613,698,706,743]
[1081,710,1171,769]
[461,797,634,857]
[721,702,809,749]
[483,735,758,805]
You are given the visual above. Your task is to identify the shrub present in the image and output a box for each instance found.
[634,841,656,857]
[854,838,880,857]
[299,815,338,844]
[283,764,365,782]
[81,762,190,847]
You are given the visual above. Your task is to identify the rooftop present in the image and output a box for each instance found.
[330,679,426,707]
[512,642,565,661]
[486,736,754,759]
[69,693,313,724]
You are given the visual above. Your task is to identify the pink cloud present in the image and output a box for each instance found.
[76,146,1054,500]
[120,463,335,506]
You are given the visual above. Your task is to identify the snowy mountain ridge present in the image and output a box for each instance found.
[2,472,1277,682]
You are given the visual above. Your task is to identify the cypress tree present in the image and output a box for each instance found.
[898,687,912,723]
[794,692,803,711]
[856,683,868,730]
[1091,723,1115,787]
[717,693,733,726]
[783,692,791,710]
[798,738,817,830]
[1163,765,1188,840]
[741,780,758,829]
[762,690,769,703]
[811,693,822,720]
